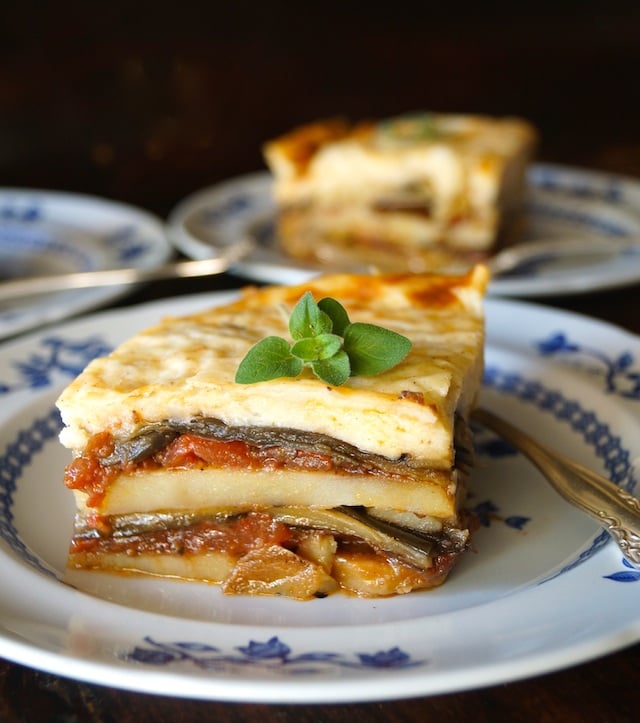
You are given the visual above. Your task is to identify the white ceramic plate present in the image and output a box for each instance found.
[0,293,639,703]
[168,163,640,297]
[0,188,173,339]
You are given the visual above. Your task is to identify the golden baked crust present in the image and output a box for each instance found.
[58,267,487,462]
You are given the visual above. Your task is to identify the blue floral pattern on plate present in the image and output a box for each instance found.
[483,364,634,489]
[126,636,422,674]
[0,202,43,222]
[0,199,155,265]
[0,189,172,339]
[536,332,640,400]
[529,165,626,204]
[482,357,639,580]
[0,407,62,577]
[0,336,111,395]
[604,558,640,582]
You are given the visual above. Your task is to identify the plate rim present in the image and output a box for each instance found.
[0,292,639,702]
[0,187,173,339]
[166,162,640,297]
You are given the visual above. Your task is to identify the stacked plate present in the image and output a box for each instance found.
[0,189,173,339]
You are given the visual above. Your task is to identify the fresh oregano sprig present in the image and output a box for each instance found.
[235,292,412,386]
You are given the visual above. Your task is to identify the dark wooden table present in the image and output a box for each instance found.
[1,2,638,720]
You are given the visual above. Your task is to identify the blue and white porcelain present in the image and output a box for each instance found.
[0,189,173,339]
[168,163,640,296]
[0,293,638,702]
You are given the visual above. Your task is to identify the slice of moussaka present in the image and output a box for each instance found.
[263,112,537,273]
[57,266,488,599]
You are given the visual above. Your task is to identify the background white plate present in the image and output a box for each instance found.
[0,188,173,339]
[0,293,639,702]
[168,163,640,297]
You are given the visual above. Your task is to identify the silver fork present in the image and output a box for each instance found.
[472,407,640,567]
[0,238,254,302]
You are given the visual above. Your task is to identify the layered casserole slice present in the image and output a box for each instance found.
[57,266,488,599]
[264,112,536,272]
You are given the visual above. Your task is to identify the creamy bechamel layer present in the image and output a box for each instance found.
[57,268,488,466]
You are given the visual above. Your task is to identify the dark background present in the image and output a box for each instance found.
[2,1,640,219]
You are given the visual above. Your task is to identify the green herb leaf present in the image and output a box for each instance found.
[311,350,351,386]
[343,322,412,376]
[378,113,444,143]
[318,297,351,336]
[235,337,303,383]
[292,333,342,362]
[289,291,333,340]
[235,292,412,386]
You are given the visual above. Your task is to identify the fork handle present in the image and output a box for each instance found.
[472,407,640,566]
